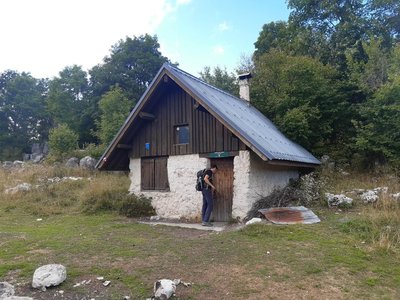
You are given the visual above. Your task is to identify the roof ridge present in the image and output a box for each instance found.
[165,63,250,104]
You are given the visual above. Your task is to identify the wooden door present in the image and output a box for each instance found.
[210,157,234,221]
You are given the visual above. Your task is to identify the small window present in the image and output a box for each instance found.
[174,125,189,144]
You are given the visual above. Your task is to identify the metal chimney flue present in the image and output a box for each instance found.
[238,72,252,102]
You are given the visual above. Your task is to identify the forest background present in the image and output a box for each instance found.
[1,0,399,169]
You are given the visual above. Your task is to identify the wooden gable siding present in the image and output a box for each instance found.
[131,83,246,158]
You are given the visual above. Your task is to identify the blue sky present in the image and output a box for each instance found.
[0,0,290,79]
[157,0,290,75]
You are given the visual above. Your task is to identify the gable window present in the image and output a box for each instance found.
[174,124,189,144]
[141,157,169,191]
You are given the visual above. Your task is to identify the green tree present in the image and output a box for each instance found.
[48,124,78,159]
[251,50,354,156]
[199,66,239,97]
[0,71,49,159]
[47,65,91,144]
[354,75,400,166]
[95,86,132,145]
[287,0,400,72]
[89,34,169,103]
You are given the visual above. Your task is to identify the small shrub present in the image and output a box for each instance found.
[118,194,155,218]
[48,124,79,160]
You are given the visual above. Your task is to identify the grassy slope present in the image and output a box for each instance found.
[0,165,399,299]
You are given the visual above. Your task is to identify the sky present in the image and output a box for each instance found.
[0,0,290,79]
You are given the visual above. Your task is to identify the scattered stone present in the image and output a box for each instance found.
[65,157,80,168]
[2,161,14,169]
[13,160,25,168]
[79,156,97,170]
[360,187,388,203]
[245,217,263,225]
[391,192,400,200]
[325,193,353,207]
[73,280,90,287]
[5,183,32,195]
[32,264,67,290]
[154,279,176,299]
[96,277,104,281]
[0,281,15,298]
[102,281,111,287]
[47,176,84,184]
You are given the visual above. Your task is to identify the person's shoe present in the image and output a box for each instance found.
[202,222,213,227]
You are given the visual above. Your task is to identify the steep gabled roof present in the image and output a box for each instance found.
[96,63,320,170]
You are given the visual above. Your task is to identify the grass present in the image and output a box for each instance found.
[0,164,400,299]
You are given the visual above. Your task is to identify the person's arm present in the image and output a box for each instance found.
[204,175,216,190]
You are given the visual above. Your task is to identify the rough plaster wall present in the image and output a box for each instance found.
[232,150,299,219]
[232,151,251,219]
[129,155,208,219]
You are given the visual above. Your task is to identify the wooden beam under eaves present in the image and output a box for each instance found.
[116,144,132,150]
[139,112,155,120]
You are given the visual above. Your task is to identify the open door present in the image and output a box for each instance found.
[210,157,233,221]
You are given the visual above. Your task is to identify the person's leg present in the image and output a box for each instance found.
[203,189,214,223]
[201,190,208,222]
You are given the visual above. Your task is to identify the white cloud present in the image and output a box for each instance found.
[0,0,174,78]
[213,45,225,55]
[218,21,229,32]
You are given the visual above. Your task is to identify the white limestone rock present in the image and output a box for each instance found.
[360,187,388,203]
[5,183,32,195]
[0,282,15,298]
[325,193,353,207]
[245,217,263,225]
[391,192,400,200]
[32,264,67,290]
[153,279,176,299]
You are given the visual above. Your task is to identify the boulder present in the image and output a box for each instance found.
[79,156,97,170]
[325,193,353,207]
[5,183,32,195]
[32,264,67,290]
[360,187,388,203]
[65,157,80,168]
[0,282,15,298]
[31,153,44,164]
[154,279,176,299]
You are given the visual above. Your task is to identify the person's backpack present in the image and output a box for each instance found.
[195,169,206,191]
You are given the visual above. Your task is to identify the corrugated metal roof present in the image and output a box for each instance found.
[164,64,320,165]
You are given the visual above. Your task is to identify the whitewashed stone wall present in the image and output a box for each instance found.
[232,150,299,219]
[129,155,208,220]
[130,150,299,221]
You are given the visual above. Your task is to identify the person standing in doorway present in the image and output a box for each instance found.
[202,164,218,226]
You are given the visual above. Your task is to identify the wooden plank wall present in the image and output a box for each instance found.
[131,83,246,158]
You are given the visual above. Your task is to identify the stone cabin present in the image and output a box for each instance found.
[96,63,320,221]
